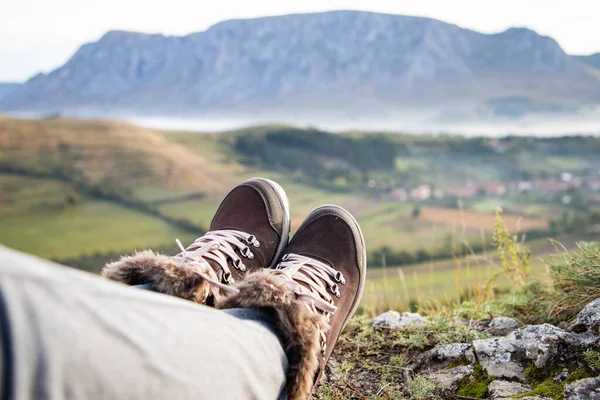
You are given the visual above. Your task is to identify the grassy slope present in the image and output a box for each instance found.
[1,199,196,259]
[361,232,590,315]
[0,117,244,259]
[362,255,547,315]
[316,243,600,400]
[0,116,240,199]
[0,117,584,268]
[160,129,548,252]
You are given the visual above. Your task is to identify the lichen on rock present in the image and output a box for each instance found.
[473,324,596,381]
[564,376,600,400]
[569,298,600,335]
[372,310,427,328]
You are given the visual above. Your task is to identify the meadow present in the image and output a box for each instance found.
[1,116,598,314]
[361,250,547,315]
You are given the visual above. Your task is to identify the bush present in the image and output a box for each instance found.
[427,210,599,325]
[546,242,600,321]
[407,376,440,400]
[492,207,531,287]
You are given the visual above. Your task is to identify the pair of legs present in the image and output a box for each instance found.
[0,178,366,400]
[0,246,287,399]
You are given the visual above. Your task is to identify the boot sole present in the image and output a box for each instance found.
[248,177,291,269]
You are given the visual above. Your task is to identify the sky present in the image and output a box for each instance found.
[1,0,599,82]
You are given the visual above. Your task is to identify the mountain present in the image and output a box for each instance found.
[576,53,600,70]
[0,83,21,101]
[2,11,600,122]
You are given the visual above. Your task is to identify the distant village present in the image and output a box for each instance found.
[386,172,600,205]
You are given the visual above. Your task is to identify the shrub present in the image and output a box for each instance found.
[583,349,600,372]
[407,376,439,400]
[546,242,600,321]
[492,207,531,287]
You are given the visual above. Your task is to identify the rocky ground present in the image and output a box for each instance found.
[314,299,600,400]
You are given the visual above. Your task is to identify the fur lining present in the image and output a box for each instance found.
[103,250,211,304]
[217,271,327,400]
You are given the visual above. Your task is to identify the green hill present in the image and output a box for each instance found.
[1,116,599,269]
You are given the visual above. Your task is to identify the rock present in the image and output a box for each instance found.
[473,324,596,381]
[488,317,520,336]
[326,358,341,383]
[434,343,477,364]
[569,298,600,334]
[564,376,600,400]
[373,311,427,328]
[553,368,570,382]
[488,380,532,399]
[424,365,473,391]
[409,343,476,372]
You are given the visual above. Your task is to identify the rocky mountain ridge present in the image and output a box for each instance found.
[2,10,600,122]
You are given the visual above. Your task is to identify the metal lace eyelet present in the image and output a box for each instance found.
[241,247,254,259]
[233,259,246,272]
[247,235,260,248]
[282,254,290,261]
[335,271,346,284]
[222,271,232,283]
[330,283,341,298]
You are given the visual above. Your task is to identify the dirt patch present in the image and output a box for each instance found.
[419,207,548,233]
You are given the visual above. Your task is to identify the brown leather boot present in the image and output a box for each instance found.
[103,177,291,305]
[217,205,366,400]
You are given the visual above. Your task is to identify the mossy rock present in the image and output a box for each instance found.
[455,363,494,398]
[512,363,596,400]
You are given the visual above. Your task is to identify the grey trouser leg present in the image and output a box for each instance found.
[0,246,288,400]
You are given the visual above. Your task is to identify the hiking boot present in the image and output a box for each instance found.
[103,177,291,305]
[217,205,366,400]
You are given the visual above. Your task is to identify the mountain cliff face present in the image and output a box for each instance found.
[2,11,599,118]
[576,53,600,70]
[0,83,21,101]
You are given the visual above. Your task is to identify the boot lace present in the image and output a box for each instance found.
[272,253,346,352]
[173,230,260,298]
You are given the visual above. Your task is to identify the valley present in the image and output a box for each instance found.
[1,116,599,312]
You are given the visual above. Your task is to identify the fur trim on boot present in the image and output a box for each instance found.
[103,250,211,304]
[216,271,327,400]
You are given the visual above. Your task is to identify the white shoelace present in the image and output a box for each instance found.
[174,237,344,351]
[271,253,346,351]
[173,230,260,297]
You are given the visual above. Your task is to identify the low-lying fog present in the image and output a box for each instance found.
[124,108,600,136]
[7,107,600,137]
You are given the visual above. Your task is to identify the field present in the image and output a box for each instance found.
[418,206,548,232]
[1,116,598,312]
[360,256,546,315]
[0,199,196,259]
